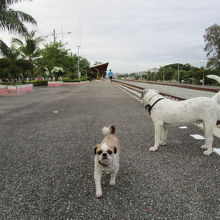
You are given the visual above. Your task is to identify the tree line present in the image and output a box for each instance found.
[120,24,220,85]
[0,0,90,83]
[1,1,220,84]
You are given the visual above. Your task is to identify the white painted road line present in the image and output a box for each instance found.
[179,126,188,129]
[213,148,220,156]
[190,134,205,140]
[115,84,140,100]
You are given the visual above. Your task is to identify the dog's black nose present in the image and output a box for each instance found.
[102,153,107,157]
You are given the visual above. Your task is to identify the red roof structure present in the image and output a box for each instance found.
[90,62,109,78]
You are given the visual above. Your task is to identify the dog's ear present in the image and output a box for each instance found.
[114,146,117,154]
[94,144,100,154]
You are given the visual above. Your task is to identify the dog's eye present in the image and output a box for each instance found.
[107,150,113,155]
[98,150,102,155]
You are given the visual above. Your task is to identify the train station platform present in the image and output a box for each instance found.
[0,80,219,219]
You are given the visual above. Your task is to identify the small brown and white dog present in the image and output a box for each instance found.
[94,125,120,198]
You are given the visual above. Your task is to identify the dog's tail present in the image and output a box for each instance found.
[207,74,220,84]
[207,75,220,105]
[102,125,115,135]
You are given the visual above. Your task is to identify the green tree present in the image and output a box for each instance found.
[0,40,11,56]
[37,42,90,79]
[15,58,32,81]
[0,58,10,81]
[79,57,90,77]
[12,30,43,77]
[0,42,30,81]
[204,24,220,69]
[1,43,20,80]
[37,42,71,76]
[0,0,37,54]
[51,66,64,80]
[0,0,36,34]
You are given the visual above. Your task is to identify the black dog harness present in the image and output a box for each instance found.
[145,98,164,115]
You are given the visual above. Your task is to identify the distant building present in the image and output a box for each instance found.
[90,62,109,78]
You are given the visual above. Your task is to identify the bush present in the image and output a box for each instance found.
[25,80,48,87]
[63,78,80,82]
[69,73,78,79]
[0,81,23,85]
[63,77,89,82]
[0,80,48,87]
[80,77,89,81]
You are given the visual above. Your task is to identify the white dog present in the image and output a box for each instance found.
[94,125,120,198]
[141,75,220,155]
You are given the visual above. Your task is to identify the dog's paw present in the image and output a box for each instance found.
[96,193,102,198]
[160,141,167,146]
[109,181,115,186]
[203,150,212,156]
[201,145,208,149]
[149,147,158,152]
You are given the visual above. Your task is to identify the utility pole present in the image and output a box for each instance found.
[163,68,165,82]
[178,64,180,83]
[53,29,56,43]
[198,60,206,85]
[77,45,80,79]
[202,61,206,86]
[46,29,71,44]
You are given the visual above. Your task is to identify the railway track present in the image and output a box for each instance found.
[113,79,220,125]
[113,80,186,101]
[125,79,220,93]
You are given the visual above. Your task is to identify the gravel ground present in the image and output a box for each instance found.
[0,81,219,220]
[117,80,216,99]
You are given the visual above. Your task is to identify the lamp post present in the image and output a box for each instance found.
[53,29,56,43]
[177,64,180,83]
[198,60,207,85]
[77,45,80,79]
[154,68,157,81]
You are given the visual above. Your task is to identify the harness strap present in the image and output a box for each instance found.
[145,98,164,115]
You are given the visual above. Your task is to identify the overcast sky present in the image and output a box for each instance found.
[1,0,220,73]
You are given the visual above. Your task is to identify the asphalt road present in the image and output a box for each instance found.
[0,81,219,220]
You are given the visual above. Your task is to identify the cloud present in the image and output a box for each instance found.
[1,0,220,73]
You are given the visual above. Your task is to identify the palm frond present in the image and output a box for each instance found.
[5,0,32,6]
[12,37,24,46]
[0,6,37,34]
[0,11,27,34]
[0,0,7,11]
[0,39,11,57]
[8,9,37,24]
[0,9,37,34]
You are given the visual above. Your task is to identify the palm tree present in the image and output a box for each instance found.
[12,30,43,77]
[0,40,33,82]
[0,0,36,34]
[0,39,11,55]
[0,42,22,81]
[0,0,37,55]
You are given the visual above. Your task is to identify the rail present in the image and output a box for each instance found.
[113,80,185,101]
[113,79,220,124]
[123,79,220,93]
